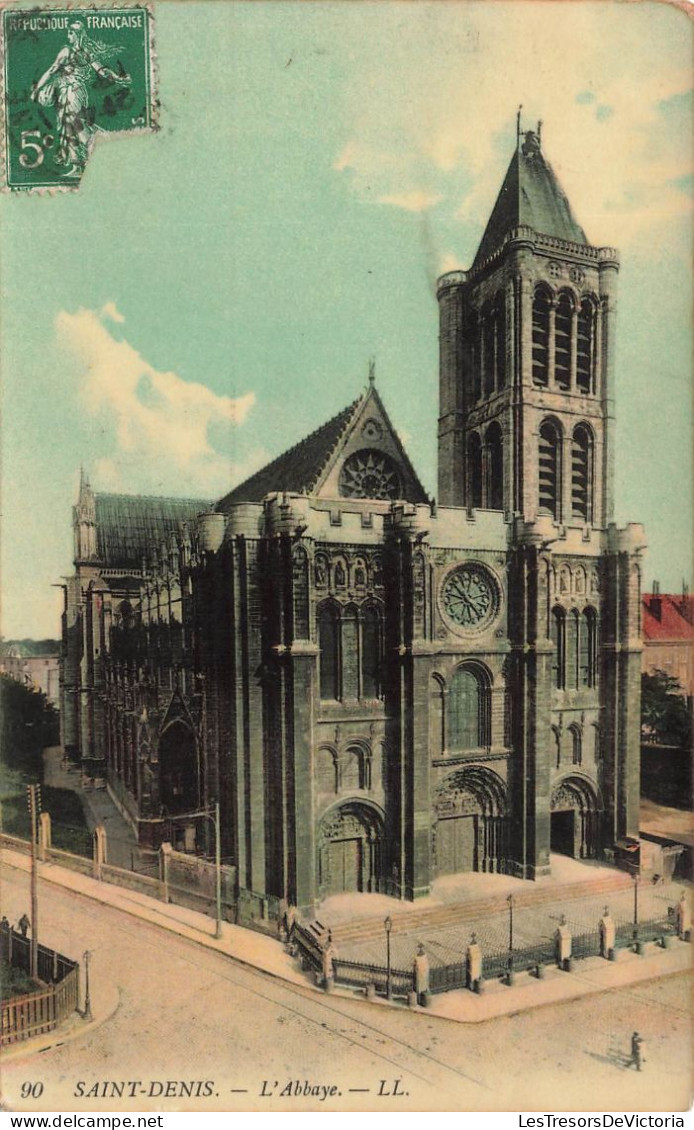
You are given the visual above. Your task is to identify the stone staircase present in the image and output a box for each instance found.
[314,869,633,947]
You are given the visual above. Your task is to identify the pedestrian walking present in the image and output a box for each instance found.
[18,913,30,937]
[630,1031,645,1071]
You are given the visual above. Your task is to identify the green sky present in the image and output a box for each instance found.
[1,0,692,637]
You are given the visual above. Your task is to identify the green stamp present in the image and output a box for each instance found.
[2,7,154,190]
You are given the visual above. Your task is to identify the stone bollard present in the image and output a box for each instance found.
[608,947,616,962]
[555,918,572,970]
[474,977,484,994]
[466,937,482,992]
[505,968,515,986]
[535,963,545,979]
[365,982,376,1001]
[635,940,646,956]
[661,934,672,949]
[322,936,337,991]
[599,912,615,959]
[92,825,107,880]
[413,943,430,1007]
[407,989,418,1009]
[676,894,691,941]
[38,811,52,862]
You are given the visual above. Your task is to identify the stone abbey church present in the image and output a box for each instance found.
[62,128,645,915]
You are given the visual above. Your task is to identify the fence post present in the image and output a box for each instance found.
[93,826,107,880]
[555,916,572,971]
[466,934,482,993]
[599,908,615,959]
[676,893,691,941]
[322,933,336,993]
[414,943,430,1006]
[160,842,172,904]
[38,812,51,862]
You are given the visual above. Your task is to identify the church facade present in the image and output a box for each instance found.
[61,127,645,915]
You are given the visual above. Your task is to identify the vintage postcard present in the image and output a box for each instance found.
[0,0,692,1118]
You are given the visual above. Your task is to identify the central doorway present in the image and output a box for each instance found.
[551,809,576,856]
[436,815,478,874]
[325,837,363,895]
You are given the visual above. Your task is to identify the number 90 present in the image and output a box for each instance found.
[21,1082,44,1098]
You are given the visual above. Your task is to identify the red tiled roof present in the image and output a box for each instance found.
[642,594,694,642]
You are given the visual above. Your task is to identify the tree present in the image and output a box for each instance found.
[641,669,692,749]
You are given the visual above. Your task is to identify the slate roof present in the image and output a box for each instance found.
[642,594,694,642]
[473,138,587,267]
[216,396,362,510]
[94,493,210,569]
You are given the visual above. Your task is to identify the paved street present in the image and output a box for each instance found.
[1,866,691,1113]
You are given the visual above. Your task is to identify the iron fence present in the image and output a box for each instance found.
[332,958,414,997]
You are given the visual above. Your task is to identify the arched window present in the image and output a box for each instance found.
[539,420,562,519]
[448,666,490,751]
[318,603,340,700]
[566,609,580,689]
[341,604,359,699]
[341,746,363,791]
[532,288,551,386]
[571,425,593,522]
[582,607,598,687]
[576,298,595,394]
[551,607,566,689]
[485,423,504,511]
[316,747,337,793]
[495,292,507,390]
[483,304,495,398]
[468,432,483,508]
[554,291,573,390]
[470,312,482,402]
[569,724,583,766]
[430,674,445,759]
[361,604,382,699]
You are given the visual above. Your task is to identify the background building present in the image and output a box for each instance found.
[62,127,644,916]
[642,584,694,697]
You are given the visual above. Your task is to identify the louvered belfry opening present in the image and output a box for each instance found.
[538,420,561,518]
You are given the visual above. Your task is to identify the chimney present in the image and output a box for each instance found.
[680,580,693,624]
[649,581,662,621]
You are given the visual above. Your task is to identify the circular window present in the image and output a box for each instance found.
[441,564,499,632]
[339,449,400,500]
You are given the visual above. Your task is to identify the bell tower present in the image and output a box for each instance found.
[437,117,619,534]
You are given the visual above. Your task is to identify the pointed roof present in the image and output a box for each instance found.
[216,396,362,510]
[473,130,587,267]
[216,381,428,509]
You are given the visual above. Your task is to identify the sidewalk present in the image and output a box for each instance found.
[2,843,691,1061]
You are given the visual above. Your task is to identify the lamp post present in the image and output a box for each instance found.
[507,893,515,985]
[26,785,40,979]
[384,915,393,1000]
[82,950,93,1022]
[632,870,639,948]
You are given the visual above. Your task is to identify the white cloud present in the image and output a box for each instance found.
[377,190,443,213]
[332,4,692,255]
[55,307,255,496]
[100,301,125,324]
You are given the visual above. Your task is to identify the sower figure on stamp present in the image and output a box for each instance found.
[630,1031,645,1071]
[30,21,130,178]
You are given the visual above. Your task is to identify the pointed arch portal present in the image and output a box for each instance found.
[317,802,384,897]
[551,775,602,859]
[433,766,508,876]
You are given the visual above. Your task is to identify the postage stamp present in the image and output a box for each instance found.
[1,6,154,190]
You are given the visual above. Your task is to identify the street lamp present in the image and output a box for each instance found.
[82,949,93,1022]
[384,915,393,1000]
[507,893,515,984]
[632,870,639,949]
